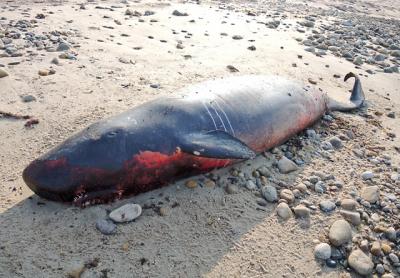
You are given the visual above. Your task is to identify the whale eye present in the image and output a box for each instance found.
[107,131,119,138]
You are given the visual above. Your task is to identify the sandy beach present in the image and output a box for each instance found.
[0,0,399,277]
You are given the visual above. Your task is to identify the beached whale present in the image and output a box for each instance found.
[22,72,364,206]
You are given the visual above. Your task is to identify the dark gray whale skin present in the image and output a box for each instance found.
[22,73,364,206]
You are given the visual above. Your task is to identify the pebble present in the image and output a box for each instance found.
[56,42,70,52]
[109,203,142,223]
[295,183,307,193]
[314,243,331,260]
[95,219,116,235]
[308,78,317,85]
[385,227,397,241]
[321,141,333,150]
[348,249,374,276]
[329,219,352,246]
[370,241,382,256]
[353,56,364,65]
[38,69,49,76]
[277,156,298,173]
[158,207,168,216]
[185,180,197,188]
[361,171,374,180]
[21,95,36,102]
[276,202,292,220]
[329,136,343,149]
[326,259,337,268]
[225,184,238,194]
[204,180,215,188]
[330,247,344,260]
[280,189,295,203]
[381,243,392,254]
[314,181,326,193]
[232,35,243,40]
[257,198,267,207]
[360,185,380,203]
[0,68,9,78]
[376,264,385,274]
[319,200,336,212]
[341,198,358,211]
[51,57,59,65]
[389,253,399,263]
[262,185,278,202]
[172,10,188,16]
[340,210,361,225]
[245,180,257,190]
[293,205,310,218]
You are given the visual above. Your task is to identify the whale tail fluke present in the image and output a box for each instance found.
[327,72,365,112]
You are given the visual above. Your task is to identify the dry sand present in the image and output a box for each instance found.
[0,0,399,277]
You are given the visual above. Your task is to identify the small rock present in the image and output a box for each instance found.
[0,68,9,78]
[158,207,168,216]
[262,185,278,202]
[361,171,374,180]
[257,198,267,207]
[293,205,310,218]
[247,45,256,51]
[385,227,397,241]
[319,200,336,212]
[246,180,257,190]
[314,181,326,193]
[360,185,380,203]
[227,65,239,72]
[387,112,395,118]
[51,57,59,65]
[381,243,392,254]
[329,219,352,246]
[277,156,298,173]
[204,180,215,188]
[329,136,343,149]
[172,10,188,16]
[56,42,70,52]
[348,249,374,276]
[308,78,317,85]
[314,243,331,260]
[341,199,357,211]
[321,141,333,150]
[38,69,49,76]
[353,56,363,66]
[95,219,116,235]
[280,189,295,203]
[232,35,243,40]
[370,241,382,256]
[185,180,197,188]
[389,253,399,263]
[276,202,292,220]
[21,95,36,102]
[376,264,385,274]
[225,184,238,194]
[340,210,361,225]
[295,183,307,193]
[109,203,142,223]
[326,259,337,268]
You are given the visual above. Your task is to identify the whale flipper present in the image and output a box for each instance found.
[180,130,256,159]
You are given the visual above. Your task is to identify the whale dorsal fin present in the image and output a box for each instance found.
[180,130,256,160]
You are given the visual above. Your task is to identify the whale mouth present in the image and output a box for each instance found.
[72,188,124,207]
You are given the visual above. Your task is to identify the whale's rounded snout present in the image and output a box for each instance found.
[22,158,76,202]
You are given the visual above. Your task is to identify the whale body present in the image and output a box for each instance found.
[22,73,364,205]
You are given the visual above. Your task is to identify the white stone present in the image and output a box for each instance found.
[109,203,142,223]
